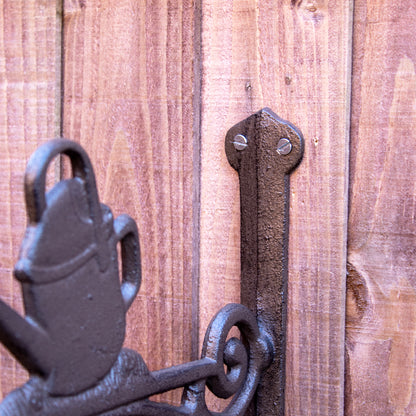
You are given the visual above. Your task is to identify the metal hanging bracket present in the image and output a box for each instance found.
[0,108,303,416]
[225,108,304,414]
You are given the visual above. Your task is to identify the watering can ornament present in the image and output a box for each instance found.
[0,139,144,413]
[0,108,300,416]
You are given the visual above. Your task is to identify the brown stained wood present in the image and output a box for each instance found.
[63,0,196,404]
[346,2,416,414]
[0,0,61,399]
[199,0,352,413]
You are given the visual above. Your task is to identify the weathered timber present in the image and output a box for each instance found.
[346,1,416,414]
[0,0,61,399]
[198,1,352,413]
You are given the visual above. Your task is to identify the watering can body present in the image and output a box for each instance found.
[0,140,141,396]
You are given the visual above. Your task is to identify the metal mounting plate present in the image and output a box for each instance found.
[225,108,304,415]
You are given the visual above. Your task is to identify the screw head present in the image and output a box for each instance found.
[233,134,248,151]
[276,138,292,155]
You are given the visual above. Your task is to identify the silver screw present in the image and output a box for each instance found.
[276,138,292,155]
[233,134,248,151]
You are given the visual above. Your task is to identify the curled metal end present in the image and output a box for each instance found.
[183,303,274,415]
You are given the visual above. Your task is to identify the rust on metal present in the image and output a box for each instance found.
[225,108,304,415]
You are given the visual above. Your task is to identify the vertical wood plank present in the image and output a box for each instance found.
[346,2,416,414]
[0,0,61,398]
[63,0,196,404]
[198,0,352,413]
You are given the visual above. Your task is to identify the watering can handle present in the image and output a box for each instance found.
[24,139,110,271]
[114,214,141,310]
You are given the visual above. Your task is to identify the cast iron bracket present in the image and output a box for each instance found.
[225,108,304,414]
[0,108,303,416]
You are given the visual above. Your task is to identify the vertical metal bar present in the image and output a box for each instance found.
[225,108,304,415]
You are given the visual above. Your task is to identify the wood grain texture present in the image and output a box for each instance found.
[346,2,416,414]
[0,0,61,399]
[198,0,352,413]
[63,0,196,404]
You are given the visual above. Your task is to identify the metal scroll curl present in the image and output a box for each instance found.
[182,303,273,416]
[97,304,272,416]
[0,139,273,416]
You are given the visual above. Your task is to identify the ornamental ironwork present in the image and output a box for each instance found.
[0,108,303,416]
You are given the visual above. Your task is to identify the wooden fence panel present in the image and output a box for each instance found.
[0,0,61,398]
[346,1,416,414]
[7,2,416,415]
[198,1,353,413]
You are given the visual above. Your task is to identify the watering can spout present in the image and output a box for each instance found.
[0,298,52,377]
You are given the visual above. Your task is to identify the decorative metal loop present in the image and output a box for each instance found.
[182,303,273,416]
[204,303,271,398]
